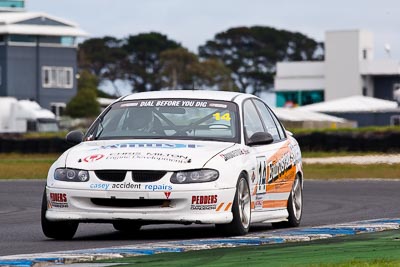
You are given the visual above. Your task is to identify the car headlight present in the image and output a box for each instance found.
[55,168,90,182]
[170,169,219,184]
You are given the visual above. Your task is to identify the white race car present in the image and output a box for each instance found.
[41,90,303,239]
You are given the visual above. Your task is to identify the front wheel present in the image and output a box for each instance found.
[272,174,303,228]
[216,174,251,236]
[41,188,78,240]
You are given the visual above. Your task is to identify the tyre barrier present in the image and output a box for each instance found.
[0,137,72,153]
[295,131,400,152]
[0,131,400,153]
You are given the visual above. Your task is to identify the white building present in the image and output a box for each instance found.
[274,30,400,107]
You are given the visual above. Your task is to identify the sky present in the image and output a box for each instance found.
[27,0,400,59]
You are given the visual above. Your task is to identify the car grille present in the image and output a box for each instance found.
[131,170,166,182]
[91,198,169,208]
[95,170,127,182]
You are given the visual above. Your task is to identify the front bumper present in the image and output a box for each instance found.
[45,187,236,224]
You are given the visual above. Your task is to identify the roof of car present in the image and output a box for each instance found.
[121,90,246,102]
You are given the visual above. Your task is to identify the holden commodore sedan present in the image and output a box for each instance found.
[41,90,303,239]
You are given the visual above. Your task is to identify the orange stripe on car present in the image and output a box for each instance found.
[224,202,232,211]
[262,200,287,209]
[216,202,225,212]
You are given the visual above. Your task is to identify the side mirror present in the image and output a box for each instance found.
[247,132,274,146]
[66,130,84,145]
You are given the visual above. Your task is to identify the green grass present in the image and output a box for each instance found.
[0,153,399,180]
[98,230,400,267]
[0,153,58,179]
[301,151,390,158]
[289,125,400,135]
[303,163,400,179]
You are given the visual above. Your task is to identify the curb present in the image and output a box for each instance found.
[0,218,399,266]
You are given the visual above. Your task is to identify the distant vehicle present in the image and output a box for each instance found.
[0,97,58,133]
[41,90,303,239]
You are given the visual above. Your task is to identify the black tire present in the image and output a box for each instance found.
[272,174,303,228]
[112,221,142,233]
[215,174,251,236]
[41,188,78,240]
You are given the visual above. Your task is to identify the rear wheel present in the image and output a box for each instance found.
[272,174,303,228]
[112,221,142,233]
[216,174,251,236]
[41,188,78,240]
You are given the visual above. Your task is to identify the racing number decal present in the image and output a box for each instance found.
[256,156,267,194]
[213,112,231,121]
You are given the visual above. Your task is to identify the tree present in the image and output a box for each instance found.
[159,48,198,89]
[199,26,323,95]
[78,36,127,96]
[195,59,237,91]
[65,89,100,118]
[159,48,236,91]
[123,32,181,92]
[65,70,100,118]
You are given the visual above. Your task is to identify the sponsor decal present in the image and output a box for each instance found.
[191,195,218,210]
[90,183,110,190]
[89,183,173,191]
[251,171,256,183]
[255,146,297,194]
[144,184,173,191]
[120,103,139,107]
[289,141,302,164]
[105,152,191,164]
[209,103,228,108]
[98,143,201,150]
[48,193,68,208]
[256,156,267,194]
[83,154,104,163]
[255,195,263,210]
[112,183,141,189]
[219,148,250,161]
[135,100,209,108]
[267,151,294,184]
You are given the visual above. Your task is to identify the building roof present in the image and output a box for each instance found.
[298,95,398,113]
[0,11,88,36]
[273,108,347,122]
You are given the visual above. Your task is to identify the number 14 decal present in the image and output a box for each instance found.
[213,112,231,121]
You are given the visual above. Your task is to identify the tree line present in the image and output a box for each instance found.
[66,26,323,117]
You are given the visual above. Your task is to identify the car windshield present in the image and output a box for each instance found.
[89,98,239,142]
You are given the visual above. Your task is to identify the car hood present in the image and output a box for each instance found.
[65,139,235,171]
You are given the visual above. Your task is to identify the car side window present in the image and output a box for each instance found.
[243,100,265,141]
[267,107,286,139]
[252,99,281,140]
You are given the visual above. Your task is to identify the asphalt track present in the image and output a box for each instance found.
[0,179,399,256]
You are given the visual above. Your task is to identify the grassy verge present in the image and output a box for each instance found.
[99,230,400,267]
[0,153,58,179]
[303,163,400,179]
[0,153,399,179]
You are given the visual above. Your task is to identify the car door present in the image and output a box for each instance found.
[243,99,294,214]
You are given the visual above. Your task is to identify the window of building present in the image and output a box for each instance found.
[50,102,66,118]
[0,35,4,44]
[39,36,76,46]
[0,0,24,8]
[0,65,2,85]
[276,90,324,107]
[9,34,36,43]
[42,66,73,89]
[362,49,368,60]
[390,115,400,126]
